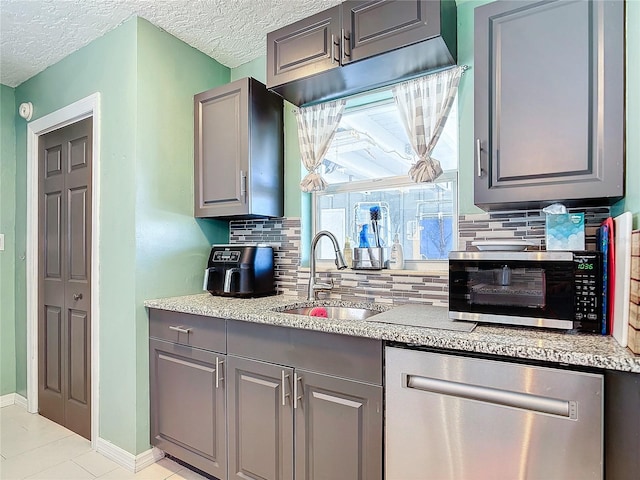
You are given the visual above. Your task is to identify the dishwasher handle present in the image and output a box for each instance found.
[406,374,577,419]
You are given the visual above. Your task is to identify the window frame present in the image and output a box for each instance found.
[312,171,458,271]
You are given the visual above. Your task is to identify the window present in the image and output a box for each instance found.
[313,88,458,268]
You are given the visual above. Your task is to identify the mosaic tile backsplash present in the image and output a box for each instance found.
[458,207,611,252]
[229,218,301,295]
[230,206,610,306]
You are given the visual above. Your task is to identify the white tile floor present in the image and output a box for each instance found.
[0,405,208,480]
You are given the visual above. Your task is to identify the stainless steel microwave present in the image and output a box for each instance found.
[448,251,603,332]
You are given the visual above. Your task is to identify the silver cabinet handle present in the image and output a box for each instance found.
[406,374,575,418]
[281,370,290,406]
[341,28,350,62]
[168,325,192,335]
[294,373,303,409]
[240,170,247,198]
[215,357,224,389]
[476,138,482,177]
[331,34,337,64]
[73,293,83,301]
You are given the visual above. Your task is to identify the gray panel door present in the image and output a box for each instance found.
[149,339,227,479]
[227,355,294,480]
[194,81,249,217]
[38,117,92,440]
[474,0,623,208]
[343,0,441,64]
[294,369,383,480]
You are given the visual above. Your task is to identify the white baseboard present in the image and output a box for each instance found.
[135,446,165,472]
[1,395,163,473]
[96,437,164,472]
[0,393,28,408]
[15,393,28,409]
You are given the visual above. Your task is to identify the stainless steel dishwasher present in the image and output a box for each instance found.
[385,346,603,480]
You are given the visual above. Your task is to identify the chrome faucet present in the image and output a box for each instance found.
[308,230,348,300]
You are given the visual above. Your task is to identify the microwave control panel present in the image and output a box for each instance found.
[573,252,602,324]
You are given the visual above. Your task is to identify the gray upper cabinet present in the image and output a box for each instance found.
[194,77,284,218]
[149,310,227,479]
[267,0,457,106]
[266,6,341,93]
[474,0,624,210]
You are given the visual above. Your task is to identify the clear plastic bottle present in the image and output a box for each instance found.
[389,233,404,270]
[343,237,353,269]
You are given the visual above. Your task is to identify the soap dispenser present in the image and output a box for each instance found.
[389,233,404,270]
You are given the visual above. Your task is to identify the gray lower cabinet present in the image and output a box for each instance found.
[149,310,227,479]
[474,0,624,210]
[294,369,382,480]
[194,77,283,219]
[226,320,383,480]
[227,356,294,480]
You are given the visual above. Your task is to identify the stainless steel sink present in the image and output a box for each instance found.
[276,304,383,321]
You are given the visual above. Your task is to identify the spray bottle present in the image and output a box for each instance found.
[389,233,404,270]
[343,237,353,269]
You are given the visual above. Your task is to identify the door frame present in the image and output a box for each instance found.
[26,93,101,448]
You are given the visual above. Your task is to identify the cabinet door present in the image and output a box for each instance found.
[294,369,383,480]
[227,355,294,480]
[343,0,444,64]
[266,6,341,90]
[194,80,249,217]
[149,339,226,479]
[474,0,623,209]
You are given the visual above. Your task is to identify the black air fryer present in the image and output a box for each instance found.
[203,244,274,297]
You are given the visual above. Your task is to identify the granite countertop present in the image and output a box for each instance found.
[144,293,640,373]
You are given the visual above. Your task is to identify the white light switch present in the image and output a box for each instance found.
[0,234,4,251]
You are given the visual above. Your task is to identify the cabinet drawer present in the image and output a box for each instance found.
[227,319,382,385]
[149,309,226,353]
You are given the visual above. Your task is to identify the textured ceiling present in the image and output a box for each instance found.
[0,0,342,88]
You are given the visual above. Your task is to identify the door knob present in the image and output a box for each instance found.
[73,293,83,301]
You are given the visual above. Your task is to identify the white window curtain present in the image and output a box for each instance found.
[393,66,464,183]
[294,99,346,192]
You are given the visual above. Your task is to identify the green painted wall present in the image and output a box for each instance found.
[134,17,229,452]
[457,0,491,214]
[231,56,267,84]
[13,17,229,454]
[15,18,140,450]
[15,18,139,449]
[0,83,17,396]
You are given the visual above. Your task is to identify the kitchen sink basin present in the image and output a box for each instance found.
[275,303,384,321]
